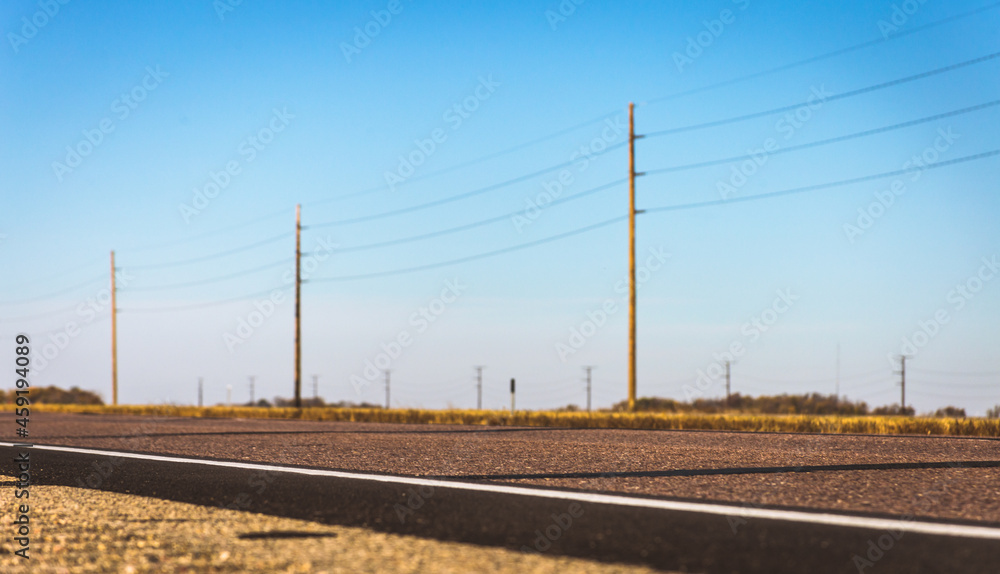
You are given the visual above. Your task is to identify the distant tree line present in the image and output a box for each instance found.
[607,393,983,417]
[264,397,383,409]
[1,386,103,405]
[610,393,867,415]
[4,385,995,418]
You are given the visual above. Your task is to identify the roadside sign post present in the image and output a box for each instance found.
[510,378,515,413]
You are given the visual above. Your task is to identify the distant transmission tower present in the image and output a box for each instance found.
[583,366,595,412]
[475,366,485,410]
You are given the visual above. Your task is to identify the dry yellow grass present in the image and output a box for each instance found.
[21,403,1000,437]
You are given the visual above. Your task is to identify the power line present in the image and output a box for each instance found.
[0,273,106,306]
[118,24,999,251]
[738,369,886,385]
[645,99,1000,175]
[910,379,998,388]
[126,232,293,270]
[317,54,998,230]
[828,380,1000,394]
[644,51,1000,138]
[13,255,106,292]
[839,378,897,390]
[309,52,1000,229]
[330,178,626,253]
[308,149,997,281]
[909,368,1000,377]
[663,377,699,387]
[907,388,999,399]
[641,1,1000,107]
[119,285,291,314]
[0,314,111,340]
[120,208,291,254]
[122,259,292,292]
[309,143,627,228]
[644,149,1000,214]
[303,1,999,204]
[847,386,901,399]
[4,302,89,322]
[27,63,991,316]
[309,216,626,282]
[315,104,995,256]
[90,5,1000,256]
[309,112,624,204]
[14,151,996,306]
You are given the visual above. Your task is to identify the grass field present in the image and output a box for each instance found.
[22,404,1000,437]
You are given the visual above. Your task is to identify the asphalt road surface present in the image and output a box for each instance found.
[4,411,1000,572]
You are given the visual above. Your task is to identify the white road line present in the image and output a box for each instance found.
[6,442,1000,541]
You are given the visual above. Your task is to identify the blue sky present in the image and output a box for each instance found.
[2,0,999,414]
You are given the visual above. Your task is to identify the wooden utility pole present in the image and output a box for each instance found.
[110,250,118,406]
[584,366,594,412]
[475,366,484,410]
[312,374,319,401]
[294,204,302,409]
[897,355,907,412]
[725,360,731,408]
[628,102,637,411]
[249,376,255,404]
[384,370,391,409]
[198,377,203,408]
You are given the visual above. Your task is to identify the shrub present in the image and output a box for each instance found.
[872,404,916,416]
[933,406,966,418]
[0,385,103,405]
[610,393,868,415]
